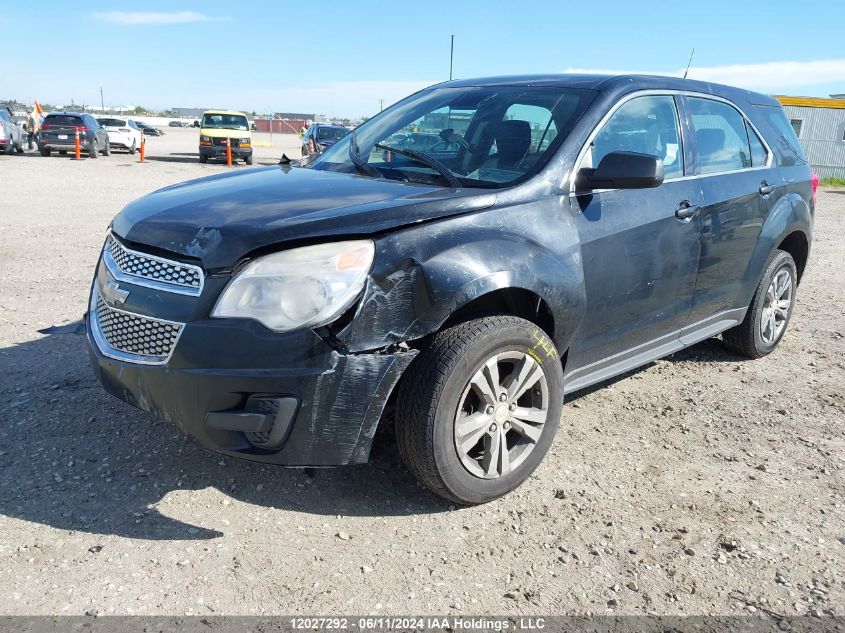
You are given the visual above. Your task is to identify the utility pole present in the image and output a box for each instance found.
[100,87,104,112]
[449,34,455,80]
[378,99,384,112]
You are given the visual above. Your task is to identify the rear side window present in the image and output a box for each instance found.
[748,126,768,167]
[98,118,127,127]
[687,97,751,174]
[587,95,684,179]
[757,107,807,166]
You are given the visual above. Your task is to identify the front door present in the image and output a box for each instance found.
[565,94,703,389]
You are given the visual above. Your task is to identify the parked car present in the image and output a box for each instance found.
[135,121,163,136]
[96,117,143,154]
[37,112,110,158]
[198,109,252,164]
[301,123,350,156]
[87,75,813,504]
[0,104,24,154]
[169,120,188,128]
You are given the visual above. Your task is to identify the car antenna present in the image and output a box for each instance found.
[683,48,695,79]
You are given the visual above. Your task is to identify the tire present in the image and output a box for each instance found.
[128,141,135,155]
[395,316,564,505]
[40,148,51,157]
[244,154,253,165]
[199,154,208,164]
[89,141,98,159]
[103,141,111,156]
[722,249,797,359]
[15,138,23,153]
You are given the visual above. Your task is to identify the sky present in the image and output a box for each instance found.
[1,0,843,118]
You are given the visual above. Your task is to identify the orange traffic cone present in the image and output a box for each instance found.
[74,127,81,160]
[139,132,145,162]
[226,138,232,166]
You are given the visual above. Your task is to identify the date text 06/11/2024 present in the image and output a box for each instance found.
[289,617,547,631]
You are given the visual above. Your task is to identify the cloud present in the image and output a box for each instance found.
[92,11,220,25]
[562,59,845,92]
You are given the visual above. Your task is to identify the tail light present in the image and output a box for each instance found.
[811,172,819,207]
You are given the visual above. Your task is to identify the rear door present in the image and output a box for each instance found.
[565,94,704,386]
[680,95,781,336]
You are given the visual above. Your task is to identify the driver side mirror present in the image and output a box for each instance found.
[576,151,664,190]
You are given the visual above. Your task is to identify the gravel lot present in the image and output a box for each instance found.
[0,132,842,617]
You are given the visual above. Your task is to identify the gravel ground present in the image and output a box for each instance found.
[0,133,843,617]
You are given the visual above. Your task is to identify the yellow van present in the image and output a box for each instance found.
[198,110,252,164]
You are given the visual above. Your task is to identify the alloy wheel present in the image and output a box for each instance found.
[454,351,549,479]
[760,268,792,345]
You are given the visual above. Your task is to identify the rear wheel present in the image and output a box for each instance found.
[722,249,797,359]
[40,148,51,157]
[396,316,563,505]
[88,141,98,159]
[128,140,135,155]
[103,140,111,156]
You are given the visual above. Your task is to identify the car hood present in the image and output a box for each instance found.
[112,165,495,269]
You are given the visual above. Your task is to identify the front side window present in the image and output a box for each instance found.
[585,95,684,179]
[790,119,803,138]
[312,85,595,188]
[687,97,752,174]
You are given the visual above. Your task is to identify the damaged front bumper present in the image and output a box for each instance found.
[87,312,417,466]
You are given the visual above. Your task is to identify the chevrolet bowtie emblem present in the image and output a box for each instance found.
[103,279,130,305]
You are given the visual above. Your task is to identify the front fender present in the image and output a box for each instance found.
[336,202,585,353]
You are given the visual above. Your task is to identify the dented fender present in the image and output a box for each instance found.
[336,197,587,355]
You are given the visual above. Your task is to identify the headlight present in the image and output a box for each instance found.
[200,135,211,142]
[211,240,374,332]
[240,137,250,144]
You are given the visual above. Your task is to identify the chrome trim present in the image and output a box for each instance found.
[103,234,204,297]
[568,89,775,194]
[88,286,185,366]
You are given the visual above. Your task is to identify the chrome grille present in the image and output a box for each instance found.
[92,290,184,363]
[105,235,203,293]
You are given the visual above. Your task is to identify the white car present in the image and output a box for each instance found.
[96,117,143,154]
[0,105,23,154]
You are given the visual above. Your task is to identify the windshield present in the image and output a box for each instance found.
[201,113,249,130]
[43,115,83,127]
[98,118,126,127]
[311,85,594,188]
[317,126,349,141]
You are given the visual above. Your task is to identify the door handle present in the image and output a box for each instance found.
[759,181,775,195]
[674,200,700,221]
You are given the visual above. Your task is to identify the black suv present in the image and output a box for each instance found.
[87,75,813,504]
[38,112,110,158]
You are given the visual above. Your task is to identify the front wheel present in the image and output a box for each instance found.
[722,249,797,358]
[128,140,135,155]
[244,154,253,165]
[396,316,563,505]
[199,154,208,164]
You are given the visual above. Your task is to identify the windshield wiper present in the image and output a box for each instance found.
[374,144,461,188]
[348,132,381,178]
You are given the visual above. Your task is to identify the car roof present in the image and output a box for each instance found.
[202,109,248,116]
[45,111,87,116]
[437,74,780,107]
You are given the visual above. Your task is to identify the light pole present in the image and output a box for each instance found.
[378,99,384,112]
[100,87,104,113]
[449,34,455,80]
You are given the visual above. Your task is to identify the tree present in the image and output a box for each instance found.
[133,106,147,115]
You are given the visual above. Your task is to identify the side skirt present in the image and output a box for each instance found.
[563,308,747,395]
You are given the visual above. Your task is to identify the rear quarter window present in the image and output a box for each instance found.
[754,106,807,167]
